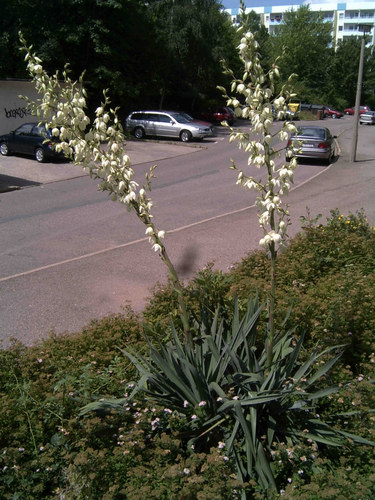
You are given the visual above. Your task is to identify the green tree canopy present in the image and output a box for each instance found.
[145,0,239,110]
[265,5,333,103]
[1,0,238,114]
[327,37,375,109]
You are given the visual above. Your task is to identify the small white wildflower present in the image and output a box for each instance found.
[198,401,207,407]
[218,441,225,449]
[183,468,190,475]
[183,400,189,408]
[191,414,197,420]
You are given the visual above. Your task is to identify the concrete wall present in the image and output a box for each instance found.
[0,80,39,135]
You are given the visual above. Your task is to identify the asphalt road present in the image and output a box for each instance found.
[1,117,374,347]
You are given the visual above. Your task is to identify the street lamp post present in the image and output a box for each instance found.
[350,24,373,162]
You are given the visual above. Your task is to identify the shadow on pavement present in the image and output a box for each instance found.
[0,174,41,192]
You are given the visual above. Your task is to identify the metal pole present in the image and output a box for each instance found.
[350,32,366,162]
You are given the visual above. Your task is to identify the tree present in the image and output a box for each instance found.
[1,0,163,111]
[145,0,239,110]
[265,5,333,103]
[1,0,239,113]
[327,37,375,109]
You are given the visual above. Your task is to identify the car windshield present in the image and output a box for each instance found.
[170,113,190,124]
[180,112,194,121]
[33,125,50,138]
[297,127,326,139]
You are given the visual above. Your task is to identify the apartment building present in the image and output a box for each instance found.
[223,1,375,46]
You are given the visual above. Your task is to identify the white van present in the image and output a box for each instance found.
[125,110,213,142]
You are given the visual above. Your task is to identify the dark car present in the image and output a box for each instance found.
[344,105,371,115]
[201,106,236,125]
[324,107,344,119]
[0,122,63,162]
[286,125,336,164]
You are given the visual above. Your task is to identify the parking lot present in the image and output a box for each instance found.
[0,139,203,192]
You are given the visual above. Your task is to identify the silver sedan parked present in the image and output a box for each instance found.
[286,125,336,164]
[125,110,213,142]
[359,111,375,125]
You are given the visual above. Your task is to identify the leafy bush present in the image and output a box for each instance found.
[143,263,234,338]
[0,309,143,498]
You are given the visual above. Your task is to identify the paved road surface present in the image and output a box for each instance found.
[0,118,374,347]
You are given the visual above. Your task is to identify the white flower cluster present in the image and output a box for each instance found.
[221,30,298,253]
[22,37,165,254]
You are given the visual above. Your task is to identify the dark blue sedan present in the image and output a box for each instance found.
[0,122,64,162]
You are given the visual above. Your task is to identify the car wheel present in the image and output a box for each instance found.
[0,142,9,156]
[35,147,45,163]
[134,127,145,139]
[180,130,192,142]
[332,114,337,119]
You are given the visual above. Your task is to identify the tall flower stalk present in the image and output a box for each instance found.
[19,33,190,335]
[218,9,298,368]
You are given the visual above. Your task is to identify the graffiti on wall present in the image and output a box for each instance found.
[4,106,32,119]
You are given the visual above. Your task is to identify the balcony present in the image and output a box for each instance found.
[344,15,375,24]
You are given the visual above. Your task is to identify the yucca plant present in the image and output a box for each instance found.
[81,297,373,494]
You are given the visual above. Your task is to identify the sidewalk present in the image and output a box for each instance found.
[0,139,201,192]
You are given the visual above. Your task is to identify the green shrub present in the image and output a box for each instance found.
[0,309,143,498]
[143,263,234,339]
[229,210,375,369]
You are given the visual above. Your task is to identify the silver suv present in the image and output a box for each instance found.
[125,110,213,142]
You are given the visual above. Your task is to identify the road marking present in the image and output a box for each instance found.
[0,161,332,284]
